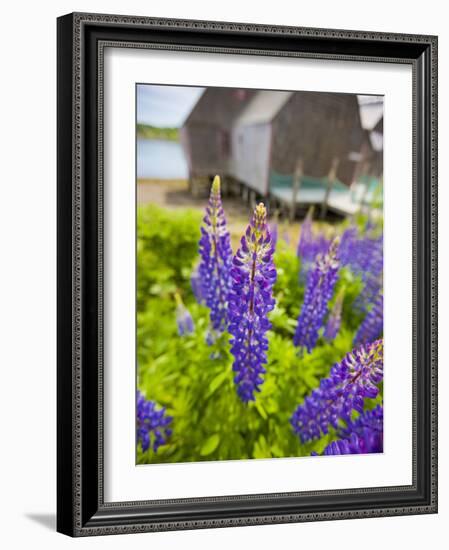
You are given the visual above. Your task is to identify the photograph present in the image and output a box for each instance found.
[135,84,384,464]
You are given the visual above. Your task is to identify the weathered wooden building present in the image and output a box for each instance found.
[181,88,383,216]
[180,88,255,179]
[233,90,366,194]
[357,97,384,178]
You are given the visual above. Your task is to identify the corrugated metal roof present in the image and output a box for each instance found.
[233,90,294,126]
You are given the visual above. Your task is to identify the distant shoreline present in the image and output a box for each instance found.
[136,124,179,141]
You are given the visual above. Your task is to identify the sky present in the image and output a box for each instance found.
[137,84,204,127]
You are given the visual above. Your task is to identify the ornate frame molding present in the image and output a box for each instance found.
[57,12,437,537]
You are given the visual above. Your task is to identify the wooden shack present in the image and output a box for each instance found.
[231,91,365,194]
[180,88,255,184]
[228,91,293,193]
[181,88,382,216]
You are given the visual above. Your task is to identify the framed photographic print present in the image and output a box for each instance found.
[57,12,438,536]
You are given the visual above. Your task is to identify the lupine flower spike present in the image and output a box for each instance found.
[269,220,278,251]
[339,228,383,313]
[354,292,383,346]
[198,176,233,338]
[269,210,279,251]
[228,203,277,403]
[291,339,383,443]
[294,238,340,353]
[314,405,383,455]
[324,287,345,341]
[190,265,205,304]
[175,292,194,336]
[338,226,358,265]
[297,207,314,259]
[353,234,383,313]
[297,207,330,278]
[137,391,173,453]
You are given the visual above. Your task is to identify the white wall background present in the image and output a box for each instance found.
[0,0,445,547]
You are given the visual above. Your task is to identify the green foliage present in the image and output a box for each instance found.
[272,240,303,327]
[137,205,381,464]
[334,266,365,331]
[137,205,201,310]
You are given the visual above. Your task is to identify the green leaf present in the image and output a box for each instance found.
[207,371,228,398]
[265,399,279,414]
[253,435,271,459]
[200,434,220,456]
[255,401,268,420]
[270,444,284,457]
[303,371,319,389]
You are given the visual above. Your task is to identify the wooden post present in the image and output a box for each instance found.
[290,158,303,221]
[358,161,371,214]
[321,157,340,219]
[249,189,257,209]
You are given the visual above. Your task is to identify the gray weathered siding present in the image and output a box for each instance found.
[229,123,271,194]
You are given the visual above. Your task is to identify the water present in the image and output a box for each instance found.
[137,138,189,179]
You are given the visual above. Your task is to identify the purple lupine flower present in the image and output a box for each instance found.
[339,404,383,449]
[175,292,194,336]
[228,203,277,403]
[315,405,383,455]
[365,218,377,233]
[294,238,340,353]
[324,288,345,341]
[313,438,353,455]
[190,265,205,304]
[269,221,278,251]
[297,209,313,258]
[355,271,382,313]
[354,292,383,346]
[291,339,383,443]
[297,209,330,277]
[198,176,233,336]
[137,391,172,453]
[338,226,358,265]
[340,230,383,313]
[353,235,383,313]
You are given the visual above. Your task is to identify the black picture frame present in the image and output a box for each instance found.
[57,12,438,537]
